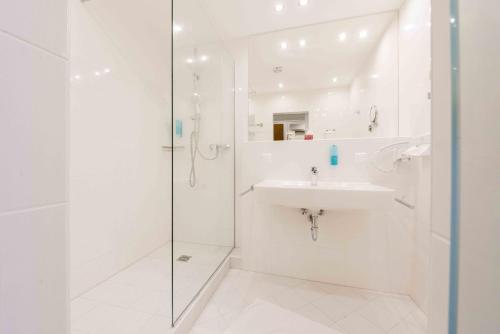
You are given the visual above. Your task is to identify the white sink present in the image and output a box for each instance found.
[253,180,395,211]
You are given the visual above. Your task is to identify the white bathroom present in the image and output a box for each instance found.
[0,0,499,334]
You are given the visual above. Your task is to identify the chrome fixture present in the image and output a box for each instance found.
[368,105,379,132]
[188,51,228,188]
[301,209,325,242]
[311,166,319,186]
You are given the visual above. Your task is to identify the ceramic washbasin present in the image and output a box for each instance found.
[253,180,395,210]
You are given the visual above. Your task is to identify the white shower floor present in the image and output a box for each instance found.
[71,242,232,334]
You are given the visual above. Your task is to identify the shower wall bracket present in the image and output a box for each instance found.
[301,208,326,242]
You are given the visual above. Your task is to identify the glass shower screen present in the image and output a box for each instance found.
[171,0,235,324]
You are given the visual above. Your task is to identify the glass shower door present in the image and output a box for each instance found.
[171,0,235,324]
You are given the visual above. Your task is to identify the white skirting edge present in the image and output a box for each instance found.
[173,253,232,333]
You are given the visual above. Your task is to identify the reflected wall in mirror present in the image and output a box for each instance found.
[248,11,413,141]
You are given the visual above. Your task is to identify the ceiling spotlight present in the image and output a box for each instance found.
[200,55,208,62]
[280,41,288,50]
[359,30,368,39]
[274,3,284,12]
[332,77,338,83]
[298,0,309,7]
[186,58,194,64]
[338,32,347,42]
[299,39,306,47]
[278,83,284,88]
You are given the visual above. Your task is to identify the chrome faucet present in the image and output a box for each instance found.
[311,166,319,186]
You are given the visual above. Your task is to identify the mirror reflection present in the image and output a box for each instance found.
[248,12,400,141]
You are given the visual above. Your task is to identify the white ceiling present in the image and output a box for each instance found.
[249,12,396,94]
[198,0,404,40]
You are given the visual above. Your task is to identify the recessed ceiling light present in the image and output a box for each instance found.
[74,75,81,80]
[280,41,288,50]
[338,32,347,42]
[200,55,208,62]
[94,71,101,76]
[173,24,183,33]
[371,74,380,79]
[359,30,368,39]
[332,77,338,83]
[299,39,306,47]
[298,0,309,7]
[104,68,111,73]
[278,83,284,88]
[274,3,284,12]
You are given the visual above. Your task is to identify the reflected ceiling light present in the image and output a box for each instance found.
[338,32,347,42]
[359,30,368,39]
[94,71,101,76]
[332,77,338,83]
[298,0,309,7]
[450,17,456,24]
[274,3,284,12]
[200,55,208,62]
[173,24,183,33]
[186,58,194,64]
[280,41,288,50]
[403,24,415,31]
[74,75,81,80]
[278,83,284,88]
[299,39,306,47]
[371,74,380,79]
[104,68,111,74]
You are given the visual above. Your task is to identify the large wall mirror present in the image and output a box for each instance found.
[248,11,418,141]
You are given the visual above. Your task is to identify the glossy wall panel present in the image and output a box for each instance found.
[0,0,68,57]
[0,31,67,213]
[455,0,500,332]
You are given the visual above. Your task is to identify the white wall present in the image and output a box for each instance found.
[398,0,432,314]
[69,0,172,298]
[456,0,500,332]
[399,0,432,137]
[0,0,69,333]
[350,19,399,138]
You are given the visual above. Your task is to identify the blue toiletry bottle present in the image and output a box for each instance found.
[175,120,183,138]
[330,145,339,166]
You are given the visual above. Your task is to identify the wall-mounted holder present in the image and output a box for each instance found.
[368,105,379,132]
[301,208,325,242]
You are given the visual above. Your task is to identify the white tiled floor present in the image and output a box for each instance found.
[72,261,427,334]
[71,242,231,334]
[190,269,428,334]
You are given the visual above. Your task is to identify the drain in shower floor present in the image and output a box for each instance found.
[176,255,192,262]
